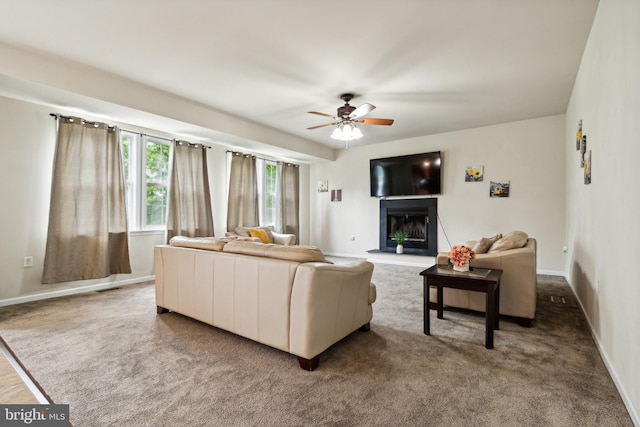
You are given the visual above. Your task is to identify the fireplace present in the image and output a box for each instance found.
[379,198,438,256]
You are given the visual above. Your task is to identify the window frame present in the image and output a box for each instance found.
[121,131,171,232]
[263,161,278,227]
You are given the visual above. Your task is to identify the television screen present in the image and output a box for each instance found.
[370,151,442,197]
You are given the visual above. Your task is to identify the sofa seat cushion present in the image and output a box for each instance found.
[223,240,332,263]
[488,230,529,252]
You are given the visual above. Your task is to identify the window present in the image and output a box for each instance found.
[256,159,279,227]
[121,131,170,231]
[263,162,277,226]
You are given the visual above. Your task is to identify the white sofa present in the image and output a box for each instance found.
[154,237,376,370]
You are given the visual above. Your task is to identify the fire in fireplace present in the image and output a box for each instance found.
[379,198,438,256]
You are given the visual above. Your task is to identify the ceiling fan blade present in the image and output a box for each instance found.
[308,111,337,119]
[349,103,376,119]
[358,118,395,126]
[307,121,339,130]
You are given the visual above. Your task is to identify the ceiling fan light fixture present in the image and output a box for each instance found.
[330,126,343,140]
[351,126,363,139]
[330,122,363,142]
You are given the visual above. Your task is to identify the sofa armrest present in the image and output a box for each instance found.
[272,231,296,246]
[289,261,374,359]
[436,252,449,264]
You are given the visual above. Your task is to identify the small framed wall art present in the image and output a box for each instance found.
[576,120,582,150]
[584,150,591,184]
[490,181,510,198]
[465,165,484,182]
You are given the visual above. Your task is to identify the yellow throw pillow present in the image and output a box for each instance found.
[249,228,270,244]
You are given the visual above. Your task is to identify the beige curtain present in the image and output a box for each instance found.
[166,141,214,242]
[42,116,131,284]
[275,161,299,238]
[226,152,258,231]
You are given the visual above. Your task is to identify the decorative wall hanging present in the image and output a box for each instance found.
[490,181,510,198]
[317,180,328,192]
[580,135,587,167]
[584,150,591,184]
[331,189,342,202]
[465,165,484,182]
[576,120,582,150]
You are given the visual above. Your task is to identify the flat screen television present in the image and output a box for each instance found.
[370,151,442,197]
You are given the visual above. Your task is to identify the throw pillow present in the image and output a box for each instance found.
[488,231,529,252]
[234,226,252,237]
[472,233,502,254]
[256,227,274,243]
[249,228,270,244]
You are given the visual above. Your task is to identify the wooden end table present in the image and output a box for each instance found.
[420,264,503,349]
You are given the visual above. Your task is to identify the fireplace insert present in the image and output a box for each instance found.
[379,198,437,256]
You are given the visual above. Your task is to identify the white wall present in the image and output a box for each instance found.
[565,0,640,422]
[0,95,310,303]
[0,97,159,302]
[309,115,566,273]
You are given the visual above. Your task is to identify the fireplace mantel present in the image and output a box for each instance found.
[379,198,438,256]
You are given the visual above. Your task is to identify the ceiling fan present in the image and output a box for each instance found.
[307,93,394,132]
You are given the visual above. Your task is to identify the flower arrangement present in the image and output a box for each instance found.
[448,245,476,268]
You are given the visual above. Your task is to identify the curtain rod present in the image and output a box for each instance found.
[175,140,211,150]
[227,150,299,167]
[51,113,211,149]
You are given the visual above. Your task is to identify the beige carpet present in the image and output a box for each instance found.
[0,261,633,426]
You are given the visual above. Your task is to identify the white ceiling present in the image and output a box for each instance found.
[0,0,598,158]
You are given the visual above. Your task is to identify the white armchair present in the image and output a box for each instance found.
[434,233,537,327]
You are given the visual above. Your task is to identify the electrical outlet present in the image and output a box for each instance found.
[24,256,33,268]
[562,246,568,253]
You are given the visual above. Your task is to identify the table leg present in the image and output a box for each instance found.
[423,279,430,335]
[437,286,444,319]
[494,282,500,330]
[485,283,495,349]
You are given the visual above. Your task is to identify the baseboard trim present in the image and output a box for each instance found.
[537,269,565,276]
[565,277,639,426]
[0,276,155,307]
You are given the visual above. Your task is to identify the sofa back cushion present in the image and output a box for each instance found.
[169,236,229,252]
[223,240,332,263]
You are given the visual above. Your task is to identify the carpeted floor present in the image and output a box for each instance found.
[0,261,633,426]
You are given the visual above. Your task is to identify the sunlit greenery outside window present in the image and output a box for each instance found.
[121,131,170,231]
[263,161,277,226]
